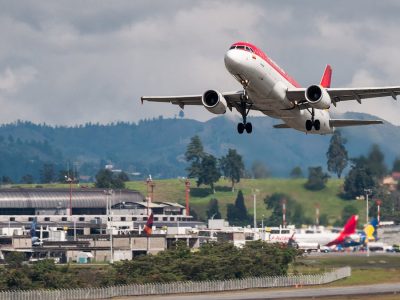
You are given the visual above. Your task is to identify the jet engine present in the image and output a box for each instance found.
[305,85,331,109]
[202,90,227,114]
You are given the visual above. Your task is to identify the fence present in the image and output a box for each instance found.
[0,267,351,300]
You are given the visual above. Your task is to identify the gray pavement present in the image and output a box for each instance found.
[118,283,400,300]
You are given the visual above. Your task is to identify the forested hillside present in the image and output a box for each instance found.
[0,112,398,183]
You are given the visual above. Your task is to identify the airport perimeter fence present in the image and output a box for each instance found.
[0,266,351,300]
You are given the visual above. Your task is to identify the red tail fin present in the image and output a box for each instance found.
[342,215,358,235]
[320,65,332,88]
[325,215,358,246]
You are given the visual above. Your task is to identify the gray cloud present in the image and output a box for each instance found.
[0,0,399,125]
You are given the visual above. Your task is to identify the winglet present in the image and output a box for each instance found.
[320,64,332,88]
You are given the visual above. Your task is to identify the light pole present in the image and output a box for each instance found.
[65,176,73,216]
[252,189,259,229]
[104,189,114,263]
[364,188,372,257]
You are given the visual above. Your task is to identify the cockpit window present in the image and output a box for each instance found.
[246,47,254,53]
[230,45,254,53]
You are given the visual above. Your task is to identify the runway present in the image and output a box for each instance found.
[116,283,400,300]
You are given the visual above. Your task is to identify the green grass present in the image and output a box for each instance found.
[125,178,366,224]
[294,255,400,286]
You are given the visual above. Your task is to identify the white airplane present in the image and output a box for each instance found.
[141,41,400,134]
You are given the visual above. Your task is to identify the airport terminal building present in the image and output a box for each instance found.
[0,188,202,262]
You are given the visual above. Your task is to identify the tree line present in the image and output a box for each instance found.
[0,241,300,290]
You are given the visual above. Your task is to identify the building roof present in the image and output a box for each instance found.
[0,188,145,209]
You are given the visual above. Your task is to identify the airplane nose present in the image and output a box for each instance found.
[224,50,240,72]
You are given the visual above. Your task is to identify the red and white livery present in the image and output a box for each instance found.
[142,42,400,134]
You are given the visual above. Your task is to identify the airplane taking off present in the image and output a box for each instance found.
[142,42,400,134]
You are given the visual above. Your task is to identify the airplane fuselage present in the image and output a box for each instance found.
[224,43,332,134]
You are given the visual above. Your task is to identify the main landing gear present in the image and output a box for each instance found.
[237,91,252,134]
[305,108,320,131]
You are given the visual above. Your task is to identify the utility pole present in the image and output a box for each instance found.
[376,199,382,224]
[65,176,73,216]
[364,188,372,257]
[282,199,287,228]
[252,189,259,229]
[104,189,114,263]
[315,203,320,226]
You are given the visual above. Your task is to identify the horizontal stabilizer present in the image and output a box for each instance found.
[330,119,383,127]
[273,124,290,129]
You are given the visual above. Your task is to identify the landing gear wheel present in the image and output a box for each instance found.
[245,122,253,134]
[314,120,320,131]
[237,123,245,134]
[305,120,313,131]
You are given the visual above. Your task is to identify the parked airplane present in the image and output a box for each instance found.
[267,215,358,250]
[142,42,400,134]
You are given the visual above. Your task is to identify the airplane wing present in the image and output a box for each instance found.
[286,86,400,107]
[329,119,383,127]
[141,91,244,109]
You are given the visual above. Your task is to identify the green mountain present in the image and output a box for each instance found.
[0,113,398,183]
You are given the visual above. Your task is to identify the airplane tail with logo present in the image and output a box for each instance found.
[364,218,379,242]
[320,64,332,88]
[326,215,358,246]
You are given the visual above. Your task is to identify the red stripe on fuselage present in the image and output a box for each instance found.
[231,42,301,88]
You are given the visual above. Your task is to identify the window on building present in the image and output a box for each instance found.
[79,217,85,222]
[9,217,15,221]
[163,217,168,221]
[121,217,126,221]
[44,217,50,221]
[132,217,137,221]
[61,217,67,222]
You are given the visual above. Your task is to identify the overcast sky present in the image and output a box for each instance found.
[1,0,400,125]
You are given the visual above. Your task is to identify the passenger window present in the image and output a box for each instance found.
[229,46,236,50]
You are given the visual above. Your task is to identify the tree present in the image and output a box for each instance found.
[343,156,376,199]
[1,176,12,184]
[95,169,125,189]
[341,205,358,226]
[20,174,34,184]
[117,171,130,182]
[40,163,55,183]
[290,166,303,178]
[197,154,220,192]
[251,160,269,179]
[304,166,329,191]
[326,130,348,178]
[393,157,400,173]
[220,149,245,191]
[227,190,249,225]
[206,198,221,219]
[367,144,387,179]
[185,135,205,179]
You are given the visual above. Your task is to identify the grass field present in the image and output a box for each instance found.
[15,177,367,225]
[294,254,400,286]
[125,178,366,224]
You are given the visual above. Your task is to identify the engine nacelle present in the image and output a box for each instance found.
[202,90,227,114]
[305,85,331,109]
